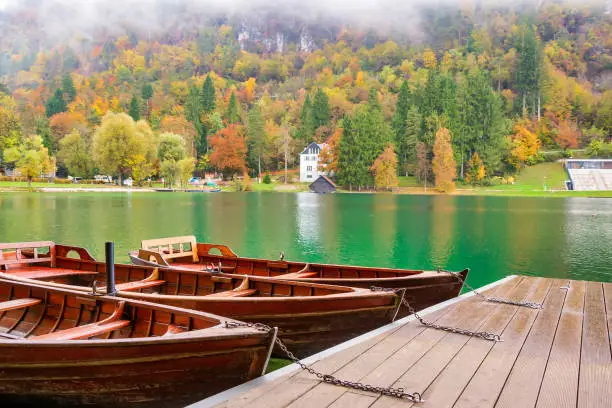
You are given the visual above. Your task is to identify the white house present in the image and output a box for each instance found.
[299,142,326,182]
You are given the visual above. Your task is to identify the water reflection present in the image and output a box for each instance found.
[0,192,610,288]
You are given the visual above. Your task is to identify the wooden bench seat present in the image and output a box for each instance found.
[163,324,187,336]
[116,279,165,292]
[205,289,257,298]
[0,298,41,312]
[279,272,319,279]
[6,267,99,280]
[31,301,128,341]
[32,320,130,340]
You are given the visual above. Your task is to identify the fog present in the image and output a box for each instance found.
[0,0,607,46]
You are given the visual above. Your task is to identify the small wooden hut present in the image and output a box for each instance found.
[309,175,336,194]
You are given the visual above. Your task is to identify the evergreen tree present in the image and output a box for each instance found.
[246,104,266,179]
[141,84,153,100]
[337,116,362,188]
[185,85,206,155]
[45,89,67,118]
[367,88,381,111]
[297,95,315,143]
[201,75,216,113]
[457,69,507,174]
[402,107,421,176]
[516,24,542,117]
[141,83,153,120]
[337,96,393,188]
[226,91,241,124]
[392,81,411,150]
[129,95,141,121]
[62,73,76,103]
[312,88,330,129]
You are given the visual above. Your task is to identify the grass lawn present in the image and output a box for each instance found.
[397,176,419,187]
[486,162,568,191]
[265,358,292,374]
[0,181,120,189]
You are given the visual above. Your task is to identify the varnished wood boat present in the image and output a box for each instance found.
[129,235,469,313]
[0,241,400,358]
[0,274,275,407]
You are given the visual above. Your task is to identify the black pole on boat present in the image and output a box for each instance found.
[105,241,117,295]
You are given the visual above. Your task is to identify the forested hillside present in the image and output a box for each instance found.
[0,0,611,189]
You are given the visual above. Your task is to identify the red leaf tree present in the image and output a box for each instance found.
[209,124,247,179]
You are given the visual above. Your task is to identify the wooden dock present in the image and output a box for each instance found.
[192,275,612,408]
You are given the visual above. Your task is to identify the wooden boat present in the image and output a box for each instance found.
[129,235,469,313]
[0,241,400,358]
[0,274,275,407]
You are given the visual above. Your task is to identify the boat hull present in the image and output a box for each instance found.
[0,335,270,407]
[117,292,398,358]
[0,275,274,407]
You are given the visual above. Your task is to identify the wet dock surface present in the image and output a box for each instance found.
[194,275,612,408]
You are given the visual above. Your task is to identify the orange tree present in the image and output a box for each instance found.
[432,127,457,193]
[209,124,247,179]
[370,144,398,189]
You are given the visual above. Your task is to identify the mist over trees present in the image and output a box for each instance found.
[0,1,611,189]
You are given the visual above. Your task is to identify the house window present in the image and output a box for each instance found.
[307,166,313,171]
[307,175,312,178]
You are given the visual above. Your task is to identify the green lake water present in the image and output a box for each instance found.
[1,192,611,288]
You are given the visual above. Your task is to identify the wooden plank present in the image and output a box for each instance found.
[31,320,130,340]
[226,278,499,408]
[369,276,551,408]
[222,332,399,408]
[604,283,612,354]
[197,276,518,408]
[405,276,553,408]
[536,280,586,408]
[0,298,41,312]
[452,279,563,408]
[323,276,530,408]
[116,280,165,291]
[578,281,612,408]
[327,392,376,408]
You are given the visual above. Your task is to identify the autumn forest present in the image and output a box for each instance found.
[0,0,611,191]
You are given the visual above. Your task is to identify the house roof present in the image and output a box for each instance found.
[310,175,336,188]
[300,142,326,154]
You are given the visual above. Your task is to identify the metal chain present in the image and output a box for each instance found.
[224,321,424,403]
[438,269,544,310]
[371,287,502,342]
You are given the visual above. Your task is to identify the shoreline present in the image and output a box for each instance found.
[1,185,611,198]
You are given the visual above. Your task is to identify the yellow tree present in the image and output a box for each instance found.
[3,135,55,188]
[432,127,457,193]
[92,112,157,183]
[465,152,486,185]
[370,145,399,189]
[508,122,541,170]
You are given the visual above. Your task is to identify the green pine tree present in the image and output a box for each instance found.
[141,84,153,100]
[516,24,542,116]
[246,104,266,179]
[45,89,67,118]
[185,85,206,156]
[298,95,315,143]
[201,75,216,113]
[392,81,412,173]
[226,91,240,124]
[62,73,76,103]
[129,95,141,121]
[312,89,330,129]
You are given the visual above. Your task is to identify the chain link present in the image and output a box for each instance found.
[223,321,424,403]
[371,286,502,342]
[438,269,544,310]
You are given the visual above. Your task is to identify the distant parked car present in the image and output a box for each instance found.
[188,177,202,185]
[72,177,82,184]
[94,175,113,184]
[123,178,133,187]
